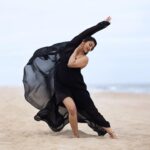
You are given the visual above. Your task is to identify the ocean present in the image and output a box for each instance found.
[88,84,150,94]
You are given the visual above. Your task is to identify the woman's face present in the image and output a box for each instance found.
[83,41,95,53]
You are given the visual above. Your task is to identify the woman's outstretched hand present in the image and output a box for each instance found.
[105,16,111,23]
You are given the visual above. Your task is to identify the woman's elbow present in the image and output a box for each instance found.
[67,62,76,68]
[67,63,72,68]
[67,62,87,68]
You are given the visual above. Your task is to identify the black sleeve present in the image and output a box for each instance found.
[70,21,110,46]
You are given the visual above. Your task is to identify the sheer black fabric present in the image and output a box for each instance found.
[23,42,68,109]
[23,21,110,136]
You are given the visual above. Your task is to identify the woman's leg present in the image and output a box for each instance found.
[72,89,117,138]
[63,97,79,138]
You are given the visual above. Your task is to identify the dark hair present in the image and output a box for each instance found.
[83,36,97,48]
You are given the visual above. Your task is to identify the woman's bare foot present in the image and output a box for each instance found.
[73,134,80,138]
[103,127,118,139]
[108,131,117,139]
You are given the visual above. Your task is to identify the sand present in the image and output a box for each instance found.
[0,87,150,150]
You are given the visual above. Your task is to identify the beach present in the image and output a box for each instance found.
[0,87,150,150]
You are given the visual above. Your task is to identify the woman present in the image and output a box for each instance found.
[23,16,117,138]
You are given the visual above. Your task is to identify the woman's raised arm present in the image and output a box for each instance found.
[70,16,111,46]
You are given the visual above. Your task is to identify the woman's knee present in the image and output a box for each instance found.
[68,106,77,116]
[63,97,77,116]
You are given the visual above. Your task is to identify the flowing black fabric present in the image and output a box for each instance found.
[23,42,68,109]
[23,21,110,135]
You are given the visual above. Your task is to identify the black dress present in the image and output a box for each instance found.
[23,21,110,135]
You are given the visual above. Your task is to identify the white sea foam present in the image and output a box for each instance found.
[88,84,150,94]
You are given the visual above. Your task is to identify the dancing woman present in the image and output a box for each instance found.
[23,16,117,138]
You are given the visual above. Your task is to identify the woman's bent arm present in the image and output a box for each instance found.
[67,55,89,69]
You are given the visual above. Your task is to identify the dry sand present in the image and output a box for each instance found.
[0,87,150,150]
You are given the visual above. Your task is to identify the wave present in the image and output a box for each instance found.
[88,84,150,94]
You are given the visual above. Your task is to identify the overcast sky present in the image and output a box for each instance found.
[0,0,150,86]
